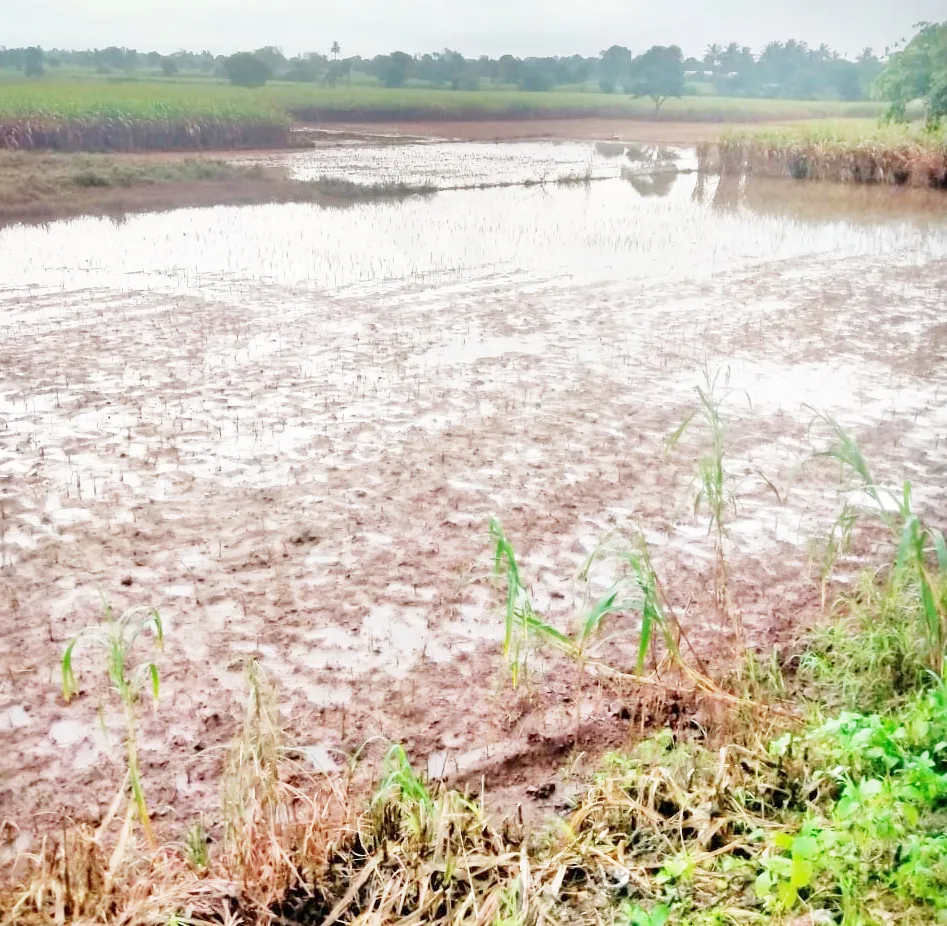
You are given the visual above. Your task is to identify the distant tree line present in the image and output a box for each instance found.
[0,37,902,106]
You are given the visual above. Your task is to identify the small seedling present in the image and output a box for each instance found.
[489,518,572,689]
[489,522,707,738]
[61,599,163,848]
[184,820,209,870]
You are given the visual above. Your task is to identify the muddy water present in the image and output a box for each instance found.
[2,141,946,835]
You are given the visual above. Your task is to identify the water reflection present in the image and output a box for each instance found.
[2,142,946,300]
[621,167,678,198]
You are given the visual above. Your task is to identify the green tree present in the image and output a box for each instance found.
[331,41,341,61]
[519,61,555,91]
[160,56,178,77]
[877,21,947,127]
[23,46,44,78]
[628,45,685,113]
[497,54,521,85]
[703,44,722,72]
[223,52,271,88]
[600,44,632,91]
[253,46,286,74]
[374,51,413,88]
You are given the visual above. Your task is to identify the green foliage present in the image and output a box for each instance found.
[813,411,947,676]
[488,520,677,690]
[621,902,669,926]
[754,685,947,919]
[600,45,633,91]
[223,52,272,88]
[374,744,432,810]
[628,46,685,112]
[61,599,163,847]
[23,46,44,79]
[802,573,931,710]
[373,51,413,89]
[877,21,947,128]
[184,820,209,869]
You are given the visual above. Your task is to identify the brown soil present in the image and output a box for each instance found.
[297,118,832,146]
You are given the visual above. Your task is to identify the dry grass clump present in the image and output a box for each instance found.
[307,176,438,202]
[1,661,349,926]
[699,125,947,188]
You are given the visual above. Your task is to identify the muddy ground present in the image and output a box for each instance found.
[1,140,946,853]
[295,117,856,145]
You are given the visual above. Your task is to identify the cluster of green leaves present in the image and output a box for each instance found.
[599,684,947,925]
[755,685,947,920]
[813,411,947,677]
[489,519,678,691]
[877,21,947,129]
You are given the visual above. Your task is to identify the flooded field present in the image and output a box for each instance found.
[2,140,947,837]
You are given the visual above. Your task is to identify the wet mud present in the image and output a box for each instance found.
[2,140,946,846]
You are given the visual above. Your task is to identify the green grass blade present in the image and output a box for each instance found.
[932,529,947,574]
[62,638,79,702]
[637,607,654,674]
[666,409,697,451]
[581,590,620,643]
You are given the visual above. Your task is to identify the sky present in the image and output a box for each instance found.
[4,0,944,59]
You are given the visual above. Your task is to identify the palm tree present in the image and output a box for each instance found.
[331,41,341,61]
[703,43,721,71]
[721,42,741,72]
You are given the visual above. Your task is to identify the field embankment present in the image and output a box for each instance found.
[0,80,889,152]
[0,151,433,224]
[701,124,947,188]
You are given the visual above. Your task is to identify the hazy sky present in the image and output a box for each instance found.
[5,1,943,59]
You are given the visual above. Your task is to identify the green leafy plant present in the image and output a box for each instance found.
[622,902,670,926]
[184,820,209,870]
[61,600,163,848]
[813,411,947,675]
[489,521,691,689]
[489,517,579,689]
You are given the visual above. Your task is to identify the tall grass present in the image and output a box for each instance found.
[812,411,947,676]
[0,79,890,151]
[0,81,289,151]
[666,368,756,642]
[702,123,947,188]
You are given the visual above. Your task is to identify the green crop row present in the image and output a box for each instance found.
[0,78,889,123]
